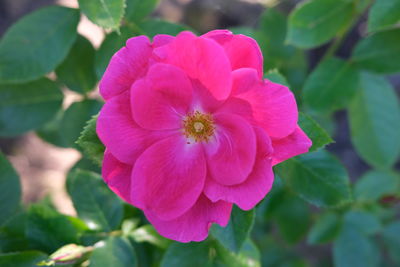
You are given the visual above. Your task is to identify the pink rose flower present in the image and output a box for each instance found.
[97,30,312,242]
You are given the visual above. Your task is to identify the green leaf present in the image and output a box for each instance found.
[352,29,400,73]
[95,27,132,79]
[367,0,400,32]
[298,112,333,152]
[60,99,103,148]
[67,169,123,232]
[343,210,381,236]
[0,78,63,137]
[78,0,125,30]
[264,70,290,87]
[354,170,400,202]
[348,72,400,169]
[140,19,188,38]
[211,206,255,253]
[125,0,159,23]
[382,221,400,264]
[130,224,171,249]
[89,236,137,267]
[333,224,380,267]
[0,6,79,83]
[161,242,214,267]
[26,204,87,253]
[0,251,47,267]
[303,58,359,112]
[0,153,21,225]
[0,212,28,252]
[215,239,261,267]
[286,0,354,48]
[271,193,311,244]
[307,212,341,244]
[56,35,97,94]
[275,150,352,207]
[77,115,105,166]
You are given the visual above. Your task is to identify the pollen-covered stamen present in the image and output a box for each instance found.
[183,111,215,142]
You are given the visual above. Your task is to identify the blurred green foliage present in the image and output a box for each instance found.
[0,0,400,266]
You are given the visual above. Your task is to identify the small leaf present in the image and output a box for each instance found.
[367,0,400,33]
[215,239,261,267]
[211,206,255,253]
[343,210,381,236]
[95,27,132,79]
[56,35,97,94]
[78,0,125,30]
[77,115,105,166]
[26,204,87,253]
[0,6,79,83]
[303,58,359,112]
[264,70,290,87]
[307,212,341,244]
[382,221,400,264]
[0,78,63,137]
[60,99,103,148]
[333,224,380,267]
[352,29,400,73]
[275,150,352,207]
[354,170,400,202]
[0,153,21,225]
[67,169,123,232]
[348,72,400,169]
[125,0,159,23]
[89,236,137,267]
[161,242,214,267]
[286,0,354,48]
[298,112,333,152]
[0,251,47,267]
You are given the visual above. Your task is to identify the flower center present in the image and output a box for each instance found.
[183,111,215,143]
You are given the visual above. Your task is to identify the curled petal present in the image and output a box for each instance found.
[205,113,256,186]
[100,36,152,100]
[131,135,206,220]
[97,91,170,164]
[232,68,298,139]
[131,63,193,130]
[272,126,312,165]
[102,151,133,204]
[156,31,232,100]
[203,30,263,77]
[204,127,274,210]
[145,194,232,242]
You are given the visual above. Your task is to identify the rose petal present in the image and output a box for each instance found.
[144,194,232,242]
[130,63,193,130]
[99,36,152,100]
[97,91,169,164]
[232,68,298,139]
[205,113,256,186]
[272,126,312,165]
[131,134,206,220]
[204,127,274,210]
[158,31,232,100]
[203,30,263,77]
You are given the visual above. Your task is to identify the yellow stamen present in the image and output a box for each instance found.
[183,111,215,142]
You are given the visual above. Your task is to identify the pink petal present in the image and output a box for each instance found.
[205,113,256,186]
[144,194,232,243]
[102,150,133,204]
[203,30,263,77]
[204,127,274,210]
[130,63,193,130]
[272,126,312,166]
[152,34,174,48]
[97,91,170,164]
[232,68,298,139]
[131,135,207,220]
[99,36,152,100]
[157,31,232,100]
